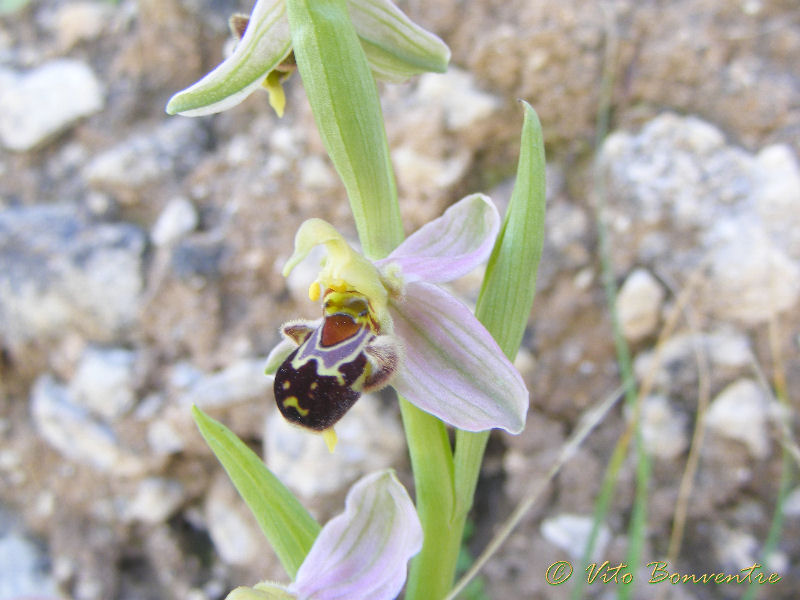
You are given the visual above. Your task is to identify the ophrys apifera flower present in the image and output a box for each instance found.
[266,194,529,449]
[166,0,449,117]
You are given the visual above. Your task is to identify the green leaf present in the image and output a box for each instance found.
[285,0,403,260]
[405,104,546,598]
[475,101,546,358]
[454,101,546,518]
[192,405,320,578]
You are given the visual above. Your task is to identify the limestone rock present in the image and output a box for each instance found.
[0,59,103,151]
[69,345,139,421]
[0,205,145,347]
[540,513,611,561]
[265,395,405,498]
[706,379,772,460]
[31,375,148,475]
[637,395,688,460]
[151,197,199,247]
[617,268,665,342]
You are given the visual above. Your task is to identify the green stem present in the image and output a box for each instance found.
[286,0,403,259]
[400,399,459,599]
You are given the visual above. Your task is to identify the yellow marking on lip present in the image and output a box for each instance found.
[282,396,309,416]
[282,380,291,390]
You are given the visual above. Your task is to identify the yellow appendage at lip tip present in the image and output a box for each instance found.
[322,428,338,453]
[263,71,286,118]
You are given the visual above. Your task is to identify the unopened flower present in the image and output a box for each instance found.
[166,0,449,117]
[226,469,422,600]
[266,194,529,449]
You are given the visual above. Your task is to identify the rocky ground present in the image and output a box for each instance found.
[0,1,799,599]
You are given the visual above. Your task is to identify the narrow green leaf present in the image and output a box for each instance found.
[475,101,546,358]
[285,0,403,260]
[191,406,320,578]
[406,103,546,599]
[455,101,546,516]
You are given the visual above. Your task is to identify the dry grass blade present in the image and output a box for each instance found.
[650,267,711,600]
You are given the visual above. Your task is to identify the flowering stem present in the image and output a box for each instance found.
[286,1,461,595]
[399,399,459,599]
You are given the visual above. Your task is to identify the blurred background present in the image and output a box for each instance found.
[0,0,798,598]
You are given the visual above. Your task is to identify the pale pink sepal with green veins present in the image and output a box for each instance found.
[225,469,421,600]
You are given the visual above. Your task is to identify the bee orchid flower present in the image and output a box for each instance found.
[165,0,449,117]
[266,194,529,450]
[226,469,422,600]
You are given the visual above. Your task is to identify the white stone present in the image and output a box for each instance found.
[121,478,185,524]
[52,1,114,50]
[299,155,337,190]
[177,358,272,410]
[31,375,147,475]
[1,206,146,345]
[0,59,103,151]
[703,221,800,325]
[706,379,772,459]
[392,145,470,191]
[265,396,405,498]
[416,68,500,131]
[0,532,59,600]
[616,268,665,342]
[147,419,185,456]
[638,395,688,460]
[755,144,800,258]
[706,329,754,369]
[151,197,199,246]
[69,345,138,421]
[783,486,800,517]
[713,526,759,571]
[540,513,611,561]
[84,119,205,194]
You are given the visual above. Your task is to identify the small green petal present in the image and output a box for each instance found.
[166,0,291,116]
[349,0,450,82]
